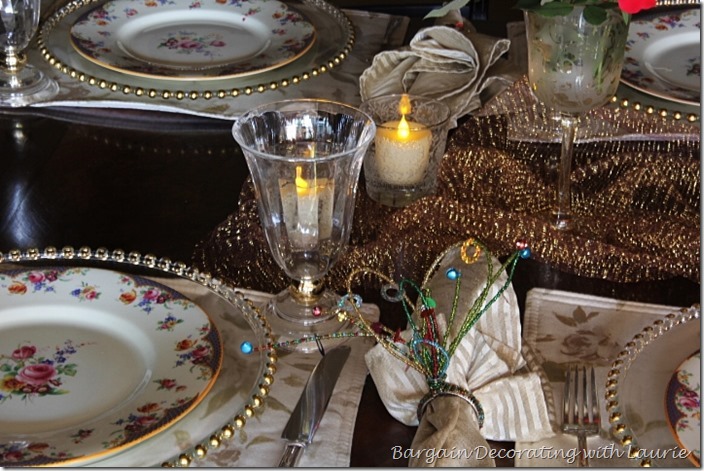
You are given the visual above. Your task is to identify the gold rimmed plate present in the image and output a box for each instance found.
[0,266,222,466]
[621,8,700,106]
[0,247,276,467]
[69,0,316,81]
[665,351,701,466]
[38,0,353,100]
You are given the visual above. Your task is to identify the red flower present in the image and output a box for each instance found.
[618,0,656,14]
[12,345,36,360]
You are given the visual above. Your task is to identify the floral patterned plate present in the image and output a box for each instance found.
[69,0,316,81]
[621,8,701,106]
[665,351,701,466]
[0,267,222,466]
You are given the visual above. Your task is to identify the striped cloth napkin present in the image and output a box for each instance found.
[364,244,554,466]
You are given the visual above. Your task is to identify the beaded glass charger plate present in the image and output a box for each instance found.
[39,0,352,100]
[665,351,701,466]
[607,305,701,467]
[621,8,701,106]
[0,248,275,467]
[0,267,222,466]
[69,0,316,81]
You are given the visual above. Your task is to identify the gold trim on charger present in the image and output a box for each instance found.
[37,0,355,100]
[605,304,701,467]
[0,246,278,467]
[611,0,701,123]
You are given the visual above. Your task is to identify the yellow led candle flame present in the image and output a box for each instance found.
[295,166,311,196]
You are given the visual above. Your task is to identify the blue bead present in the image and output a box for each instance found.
[520,248,531,259]
[240,341,253,354]
[445,268,460,280]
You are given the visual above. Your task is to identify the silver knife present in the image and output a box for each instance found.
[278,345,351,467]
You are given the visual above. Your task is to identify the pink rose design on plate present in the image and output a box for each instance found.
[26,271,46,284]
[17,364,57,387]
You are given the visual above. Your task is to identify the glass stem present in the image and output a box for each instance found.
[555,114,578,230]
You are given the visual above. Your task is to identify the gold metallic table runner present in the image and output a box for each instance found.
[193,79,700,293]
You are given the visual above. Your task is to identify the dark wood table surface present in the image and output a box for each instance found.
[1,104,699,466]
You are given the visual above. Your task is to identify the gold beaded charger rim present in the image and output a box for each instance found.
[605,304,701,467]
[37,0,354,100]
[0,246,277,467]
[612,0,701,123]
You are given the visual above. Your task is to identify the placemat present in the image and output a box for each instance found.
[190,288,379,467]
[517,287,697,467]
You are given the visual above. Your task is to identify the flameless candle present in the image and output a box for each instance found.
[280,165,333,246]
[374,95,433,185]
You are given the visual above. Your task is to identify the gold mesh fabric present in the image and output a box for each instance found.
[192,79,700,293]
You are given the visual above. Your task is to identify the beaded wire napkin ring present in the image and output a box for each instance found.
[335,237,531,427]
[240,236,530,427]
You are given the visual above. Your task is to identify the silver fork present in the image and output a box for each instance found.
[562,365,600,467]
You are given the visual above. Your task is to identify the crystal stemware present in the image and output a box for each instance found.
[0,0,59,107]
[232,99,375,353]
[525,7,628,230]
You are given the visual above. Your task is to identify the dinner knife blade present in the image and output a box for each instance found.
[279,345,351,467]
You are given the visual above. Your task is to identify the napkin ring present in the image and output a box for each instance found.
[417,383,484,428]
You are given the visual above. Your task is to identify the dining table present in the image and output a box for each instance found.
[0,0,700,467]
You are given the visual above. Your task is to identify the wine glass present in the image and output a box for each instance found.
[524,6,628,230]
[232,99,375,353]
[0,0,59,107]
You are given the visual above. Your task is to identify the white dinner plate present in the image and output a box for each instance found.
[621,8,701,106]
[0,267,222,466]
[665,351,701,466]
[69,0,316,81]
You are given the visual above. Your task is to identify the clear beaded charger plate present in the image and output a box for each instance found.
[38,0,353,100]
[606,304,701,467]
[0,247,276,467]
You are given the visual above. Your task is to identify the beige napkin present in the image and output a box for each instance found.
[365,244,554,466]
[359,25,514,127]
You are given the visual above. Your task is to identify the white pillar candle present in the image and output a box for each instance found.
[279,168,333,247]
[373,95,433,186]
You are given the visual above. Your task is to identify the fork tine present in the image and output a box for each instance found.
[578,365,585,426]
[589,366,600,426]
[564,364,575,426]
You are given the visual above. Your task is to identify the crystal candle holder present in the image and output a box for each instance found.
[360,94,450,207]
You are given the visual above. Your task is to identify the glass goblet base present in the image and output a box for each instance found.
[0,64,59,107]
[265,286,351,354]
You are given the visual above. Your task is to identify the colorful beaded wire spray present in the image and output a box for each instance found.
[242,236,530,426]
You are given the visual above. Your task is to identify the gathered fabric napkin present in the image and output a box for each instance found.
[364,244,555,466]
[359,25,514,127]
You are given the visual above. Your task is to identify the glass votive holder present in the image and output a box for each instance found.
[360,94,451,207]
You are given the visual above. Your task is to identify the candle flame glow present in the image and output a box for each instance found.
[398,94,412,115]
[395,94,413,140]
[295,166,310,195]
[396,115,411,140]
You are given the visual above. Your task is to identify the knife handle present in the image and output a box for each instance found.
[279,443,306,467]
